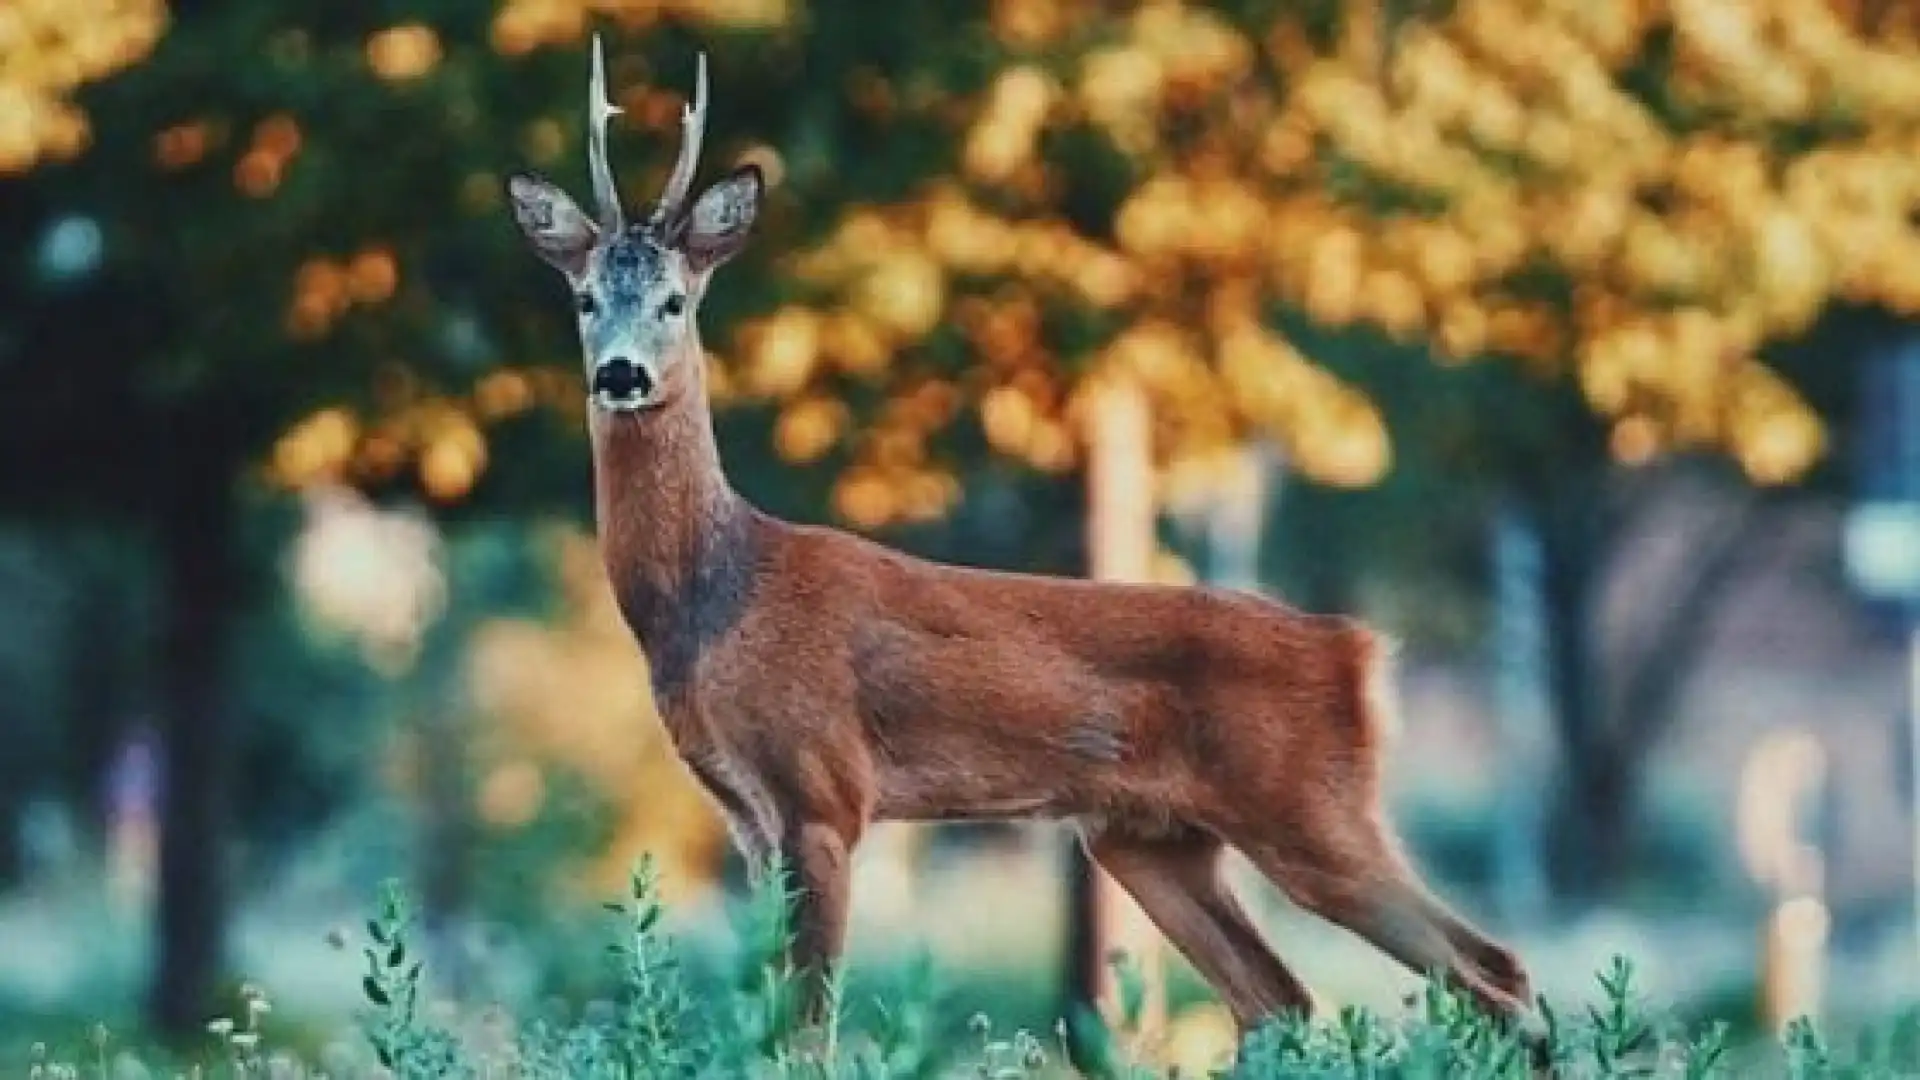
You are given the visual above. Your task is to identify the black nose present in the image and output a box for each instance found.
[593,357,654,401]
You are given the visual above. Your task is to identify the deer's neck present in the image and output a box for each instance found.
[588,348,763,704]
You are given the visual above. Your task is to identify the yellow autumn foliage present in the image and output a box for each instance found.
[26,0,1915,523]
[0,0,165,175]
[726,0,1920,524]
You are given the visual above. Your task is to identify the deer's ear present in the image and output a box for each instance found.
[681,164,762,273]
[507,173,599,278]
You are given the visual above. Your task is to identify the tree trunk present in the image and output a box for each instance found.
[1547,743,1636,902]
[1531,470,1619,903]
[1530,465,1768,905]
[69,559,131,843]
[1063,837,1107,1010]
[0,784,21,886]
[1061,837,1129,1075]
[147,469,240,1037]
[415,598,475,1001]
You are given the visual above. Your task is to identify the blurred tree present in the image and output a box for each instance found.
[0,0,795,1035]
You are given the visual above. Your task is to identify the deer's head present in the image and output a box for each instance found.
[508,37,761,413]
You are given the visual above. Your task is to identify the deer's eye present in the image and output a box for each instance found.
[576,293,597,316]
[661,293,685,318]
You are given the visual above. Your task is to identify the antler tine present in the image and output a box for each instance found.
[587,32,625,233]
[652,51,708,225]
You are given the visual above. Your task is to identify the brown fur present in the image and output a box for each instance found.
[585,327,1535,1040]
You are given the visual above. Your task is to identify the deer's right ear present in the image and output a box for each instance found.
[507,173,600,278]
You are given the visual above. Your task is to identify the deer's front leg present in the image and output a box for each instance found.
[780,820,857,1029]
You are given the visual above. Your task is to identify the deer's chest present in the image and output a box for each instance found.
[661,697,785,858]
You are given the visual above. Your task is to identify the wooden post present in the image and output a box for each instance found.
[1067,373,1167,1046]
[1205,445,1272,592]
[1736,730,1829,1034]
[1760,895,1829,1033]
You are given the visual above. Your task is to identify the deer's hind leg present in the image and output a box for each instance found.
[1422,896,1533,1005]
[1229,816,1531,1028]
[1218,626,1534,1028]
[1081,820,1313,1038]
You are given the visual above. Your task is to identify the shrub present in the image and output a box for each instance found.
[23,862,1920,1078]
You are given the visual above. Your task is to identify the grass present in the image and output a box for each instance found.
[19,860,1920,1079]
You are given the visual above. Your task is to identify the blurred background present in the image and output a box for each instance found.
[4,0,1920,1069]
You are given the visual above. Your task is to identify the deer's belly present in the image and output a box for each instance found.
[871,760,1079,823]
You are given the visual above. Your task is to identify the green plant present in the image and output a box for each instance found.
[1228,957,1749,1079]
[19,865,1920,1079]
[603,857,711,1076]
[359,880,473,1079]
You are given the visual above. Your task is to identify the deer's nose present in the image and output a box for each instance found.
[592,356,656,406]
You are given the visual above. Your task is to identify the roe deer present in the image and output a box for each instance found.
[507,36,1536,1049]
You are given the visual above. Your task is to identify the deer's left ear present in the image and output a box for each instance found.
[680,164,762,273]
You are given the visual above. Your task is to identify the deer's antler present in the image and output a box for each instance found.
[587,32,625,233]
[651,51,708,227]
